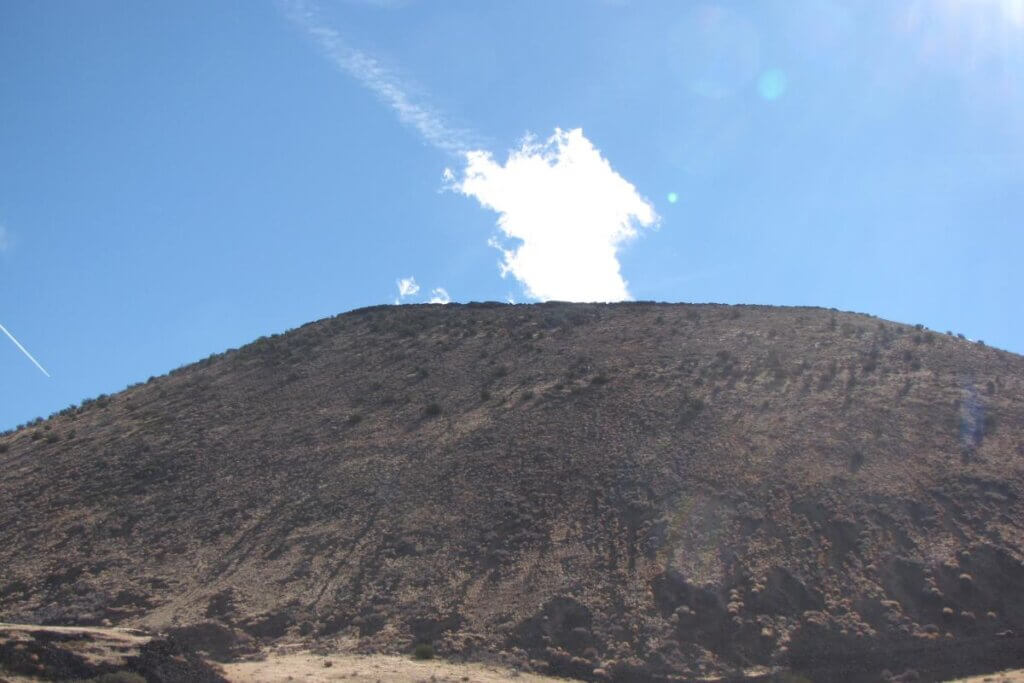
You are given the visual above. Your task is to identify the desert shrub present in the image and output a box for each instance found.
[521,390,535,401]
[862,346,880,373]
[413,643,434,660]
[679,396,704,426]
[347,413,362,426]
[30,431,42,441]
[984,414,998,434]
[423,402,442,418]
[0,443,8,453]
[849,450,865,472]
[45,432,59,444]
[590,373,609,385]
[480,389,491,401]
[818,360,838,389]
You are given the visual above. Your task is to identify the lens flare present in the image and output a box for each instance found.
[667,192,680,204]
[669,5,761,100]
[757,69,788,100]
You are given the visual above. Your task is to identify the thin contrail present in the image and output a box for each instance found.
[282,0,478,156]
[0,322,50,377]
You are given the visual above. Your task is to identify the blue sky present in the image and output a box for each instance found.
[2,0,1023,429]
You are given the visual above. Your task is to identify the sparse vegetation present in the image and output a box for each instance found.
[1,302,1021,683]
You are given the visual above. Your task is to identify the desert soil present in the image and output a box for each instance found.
[946,670,1024,682]
[221,653,1024,683]
[220,651,566,682]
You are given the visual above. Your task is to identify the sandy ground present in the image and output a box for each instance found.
[220,652,567,683]
[2,624,1022,683]
[0,623,151,682]
[945,671,1024,683]
[0,622,148,640]
[220,654,1024,683]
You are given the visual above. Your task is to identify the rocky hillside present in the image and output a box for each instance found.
[2,302,1023,681]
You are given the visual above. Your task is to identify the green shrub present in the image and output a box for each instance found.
[413,643,435,660]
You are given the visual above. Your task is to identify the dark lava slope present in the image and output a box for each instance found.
[2,302,1023,681]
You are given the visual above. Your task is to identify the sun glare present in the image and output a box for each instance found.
[900,0,1024,98]
[906,0,1024,52]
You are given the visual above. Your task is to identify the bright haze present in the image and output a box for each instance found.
[1,0,1022,429]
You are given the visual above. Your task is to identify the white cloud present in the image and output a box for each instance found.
[428,287,451,304]
[394,276,448,304]
[450,128,658,302]
[283,0,474,155]
[396,276,420,298]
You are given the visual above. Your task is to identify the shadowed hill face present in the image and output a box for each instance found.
[2,302,1023,681]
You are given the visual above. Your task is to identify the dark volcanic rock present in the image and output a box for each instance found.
[1,302,1023,680]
